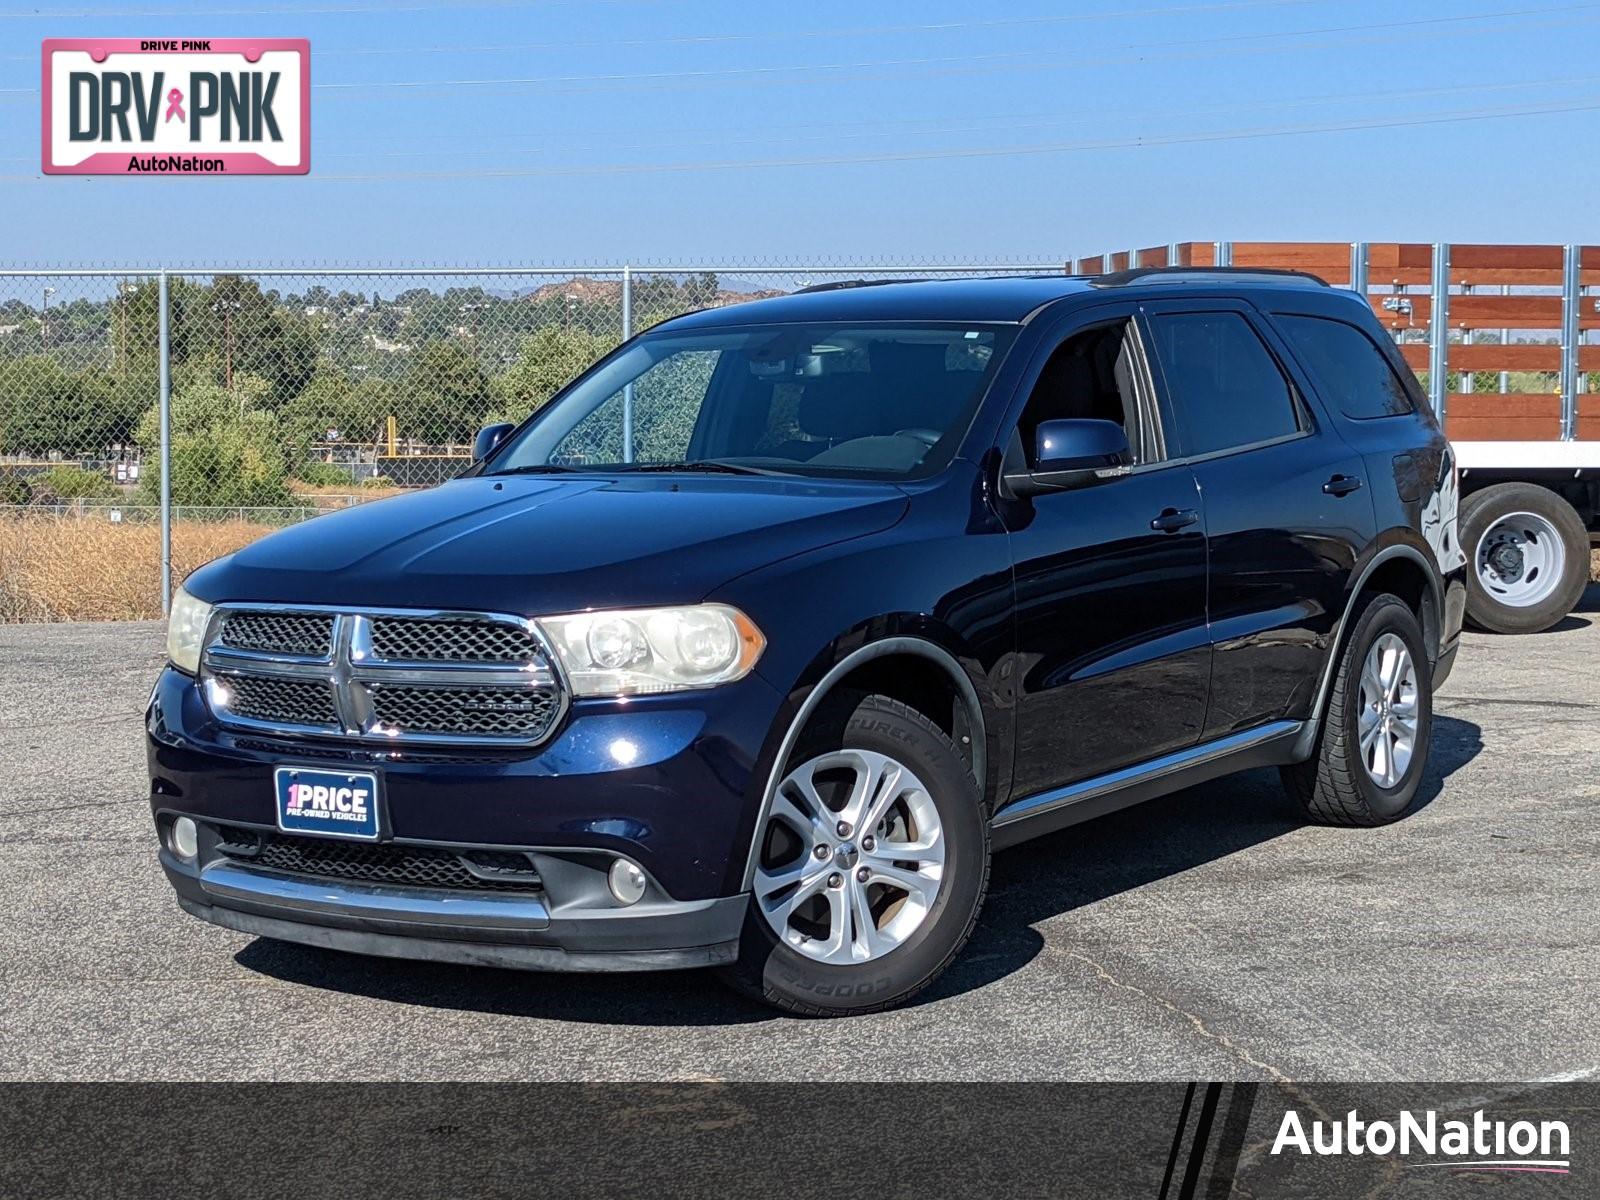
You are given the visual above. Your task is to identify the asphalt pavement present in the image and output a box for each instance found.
[3,587,1597,1081]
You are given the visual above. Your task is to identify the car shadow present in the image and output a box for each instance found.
[1499,581,1599,634]
[234,714,1484,1024]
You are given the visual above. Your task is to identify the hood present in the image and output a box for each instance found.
[185,474,909,614]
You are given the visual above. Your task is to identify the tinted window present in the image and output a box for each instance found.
[1277,313,1416,419]
[1149,312,1301,456]
[490,323,1016,480]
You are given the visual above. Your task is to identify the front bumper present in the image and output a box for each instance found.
[161,845,746,971]
[148,664,784,970]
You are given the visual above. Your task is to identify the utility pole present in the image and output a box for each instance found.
[41,286,56,351]
[212,297,242,395]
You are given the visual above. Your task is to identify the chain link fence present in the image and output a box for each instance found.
[0,262,1062,620]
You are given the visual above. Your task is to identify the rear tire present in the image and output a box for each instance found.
[1461,482,1588,635]
[1281,593,1431,827]
[722,693,989,1017]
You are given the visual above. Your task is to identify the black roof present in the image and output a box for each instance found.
[656,270,1336,331]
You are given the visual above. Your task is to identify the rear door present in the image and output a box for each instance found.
[1142,298,1375,739]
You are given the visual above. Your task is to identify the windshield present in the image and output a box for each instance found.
[486,322,1017,480]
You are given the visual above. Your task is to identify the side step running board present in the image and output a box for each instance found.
[990,720,1305,850]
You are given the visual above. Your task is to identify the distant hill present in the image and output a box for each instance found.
[520,276,787,307]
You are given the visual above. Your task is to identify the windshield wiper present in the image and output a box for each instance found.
[610,460,780,476]
[487,463,591,476]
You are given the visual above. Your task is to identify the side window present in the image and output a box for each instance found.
[1148,312,1302,456]
[1017,319,1162,465]
[1276,313,1416,419]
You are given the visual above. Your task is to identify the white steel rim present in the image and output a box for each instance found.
[754,748,946,965]
[1475,511,1566,609]
[1358,633,1419,789]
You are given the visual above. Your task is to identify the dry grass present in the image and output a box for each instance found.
[1,516,1596,625]
[0,516,272,622]
[288,481,409,502]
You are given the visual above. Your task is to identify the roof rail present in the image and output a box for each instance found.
[1092,266,1330,288]
[793,278,926,294]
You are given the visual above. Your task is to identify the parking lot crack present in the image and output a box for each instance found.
[1058,945,1294,1084]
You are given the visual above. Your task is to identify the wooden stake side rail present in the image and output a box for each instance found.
[1082,241,1599,443]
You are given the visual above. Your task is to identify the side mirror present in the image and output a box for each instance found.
[1006,418,1131,496]
[473,422,515,462]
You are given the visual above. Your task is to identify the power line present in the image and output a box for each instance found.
[7,73,1596,164]
[301,4,1600,97]
[0,0,648,16]
[308,0,1336,57]
[7,91,1596,181]
[0,0,1326,61]
[314,74,1600,159]
[184,95,1600,181]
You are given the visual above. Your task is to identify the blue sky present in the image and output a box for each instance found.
[3,0,1598,265]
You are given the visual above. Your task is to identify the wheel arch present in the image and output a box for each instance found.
[740,632,991,892]
[1294,541,1440,759]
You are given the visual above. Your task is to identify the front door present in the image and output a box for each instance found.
[1001,308,1211,800]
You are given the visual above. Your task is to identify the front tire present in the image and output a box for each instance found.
[1281,593,1432,826]
[1461,482,1589,635]
[723,693,989,1017]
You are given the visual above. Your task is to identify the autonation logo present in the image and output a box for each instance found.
[1273,1108,1571,1175]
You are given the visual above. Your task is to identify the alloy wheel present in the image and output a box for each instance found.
[754,749,946,965]
[1358,632,1419,788]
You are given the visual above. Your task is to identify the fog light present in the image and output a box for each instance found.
[171,816,198,861]
[607,858,648,906]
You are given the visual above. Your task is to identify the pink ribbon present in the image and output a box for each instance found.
[164,87,185,123]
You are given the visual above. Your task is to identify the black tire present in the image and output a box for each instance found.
[1460,482,1589,635]
[721,693,990,1017]
[1281,593,1432,827]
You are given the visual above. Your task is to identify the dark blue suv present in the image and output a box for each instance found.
[149,269,1466,1015]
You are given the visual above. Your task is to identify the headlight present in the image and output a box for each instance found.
[166,587,215,675]
[537,604,764,697]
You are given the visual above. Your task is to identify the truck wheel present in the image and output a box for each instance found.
[1461,482,1589,634]
[723,693,989,1017]
[1281,593,1431,827]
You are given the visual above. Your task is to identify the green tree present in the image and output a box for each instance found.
[399,341,492,443]
[109,277,318,409]
[0,357,137,456]
[202,275,318,407]
[136,375,293,508]
[491,327,612,424]
[280,366,388,451]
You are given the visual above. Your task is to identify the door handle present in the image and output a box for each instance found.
[1323,473,1363,496]
[1150,507,1200,533]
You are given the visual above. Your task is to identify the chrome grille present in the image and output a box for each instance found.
[201,606,567,747]
[368,684,560,738]
[220,674,339,729]
[369,616,539,663]
[219,611,334,658]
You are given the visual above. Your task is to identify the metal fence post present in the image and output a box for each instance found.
[1349,242,1368,295]
[1500,284,1510,394]
[158,268,172,616]
[1428,243,1450,422]
[1561,243,1579,440]
[1213,241,1233,268]
[620,264,634,463]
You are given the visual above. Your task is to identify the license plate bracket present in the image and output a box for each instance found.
[274,766,382,840]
